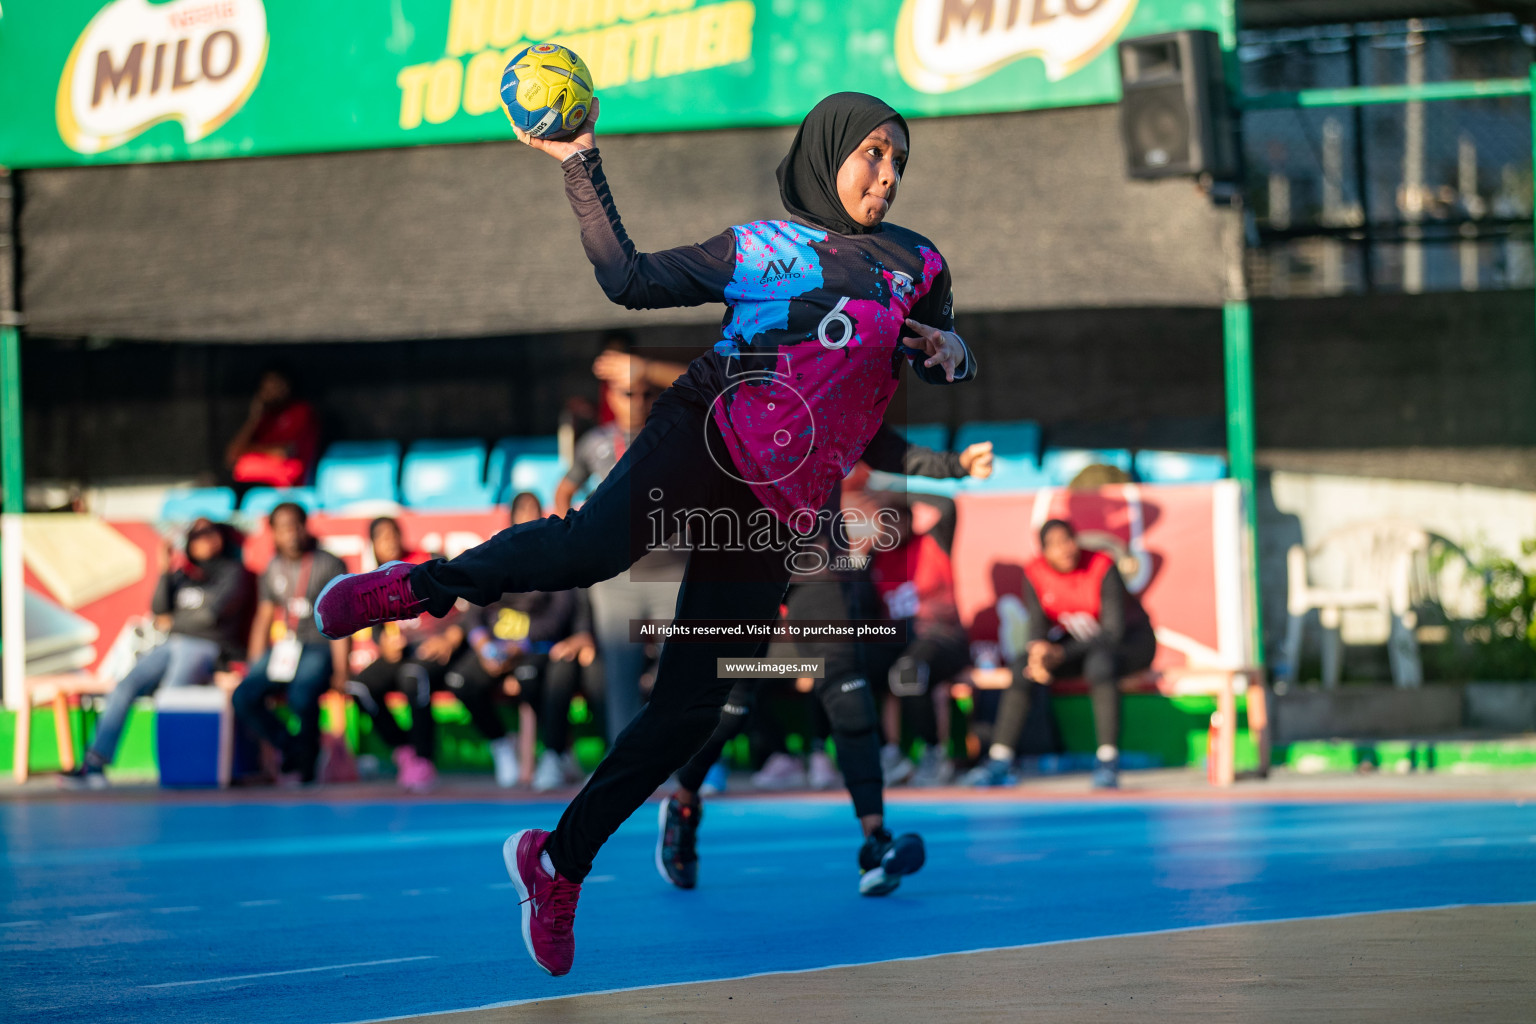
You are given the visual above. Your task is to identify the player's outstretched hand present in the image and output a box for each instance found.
[903,318,966,383]
[959,440,994,479]
[510,96,599,161]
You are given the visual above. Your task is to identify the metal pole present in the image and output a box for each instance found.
[1,323,22,712]
[1,164,21,712]
[1223,301,1263,666]
[1349,30,1375,292]
[1402,20,1425,294]
[1221,198,1264,667]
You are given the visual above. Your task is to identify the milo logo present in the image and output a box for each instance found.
[895,0,1139,92]
[56,0,269,155]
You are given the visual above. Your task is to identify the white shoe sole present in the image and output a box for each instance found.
[860,834,926,896]
[313,560,409,640]
[653,799,673,886]
[503,830,553,976]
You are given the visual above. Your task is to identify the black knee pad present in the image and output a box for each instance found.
[821,675,877,736]
[888,656,930,698]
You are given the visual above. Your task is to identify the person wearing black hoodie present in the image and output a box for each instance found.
[62,518,254,788]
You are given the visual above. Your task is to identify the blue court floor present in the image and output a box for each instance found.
[2,793,1534,1024]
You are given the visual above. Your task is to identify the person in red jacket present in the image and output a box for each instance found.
[968,518,1155,789]
[865,499,970,788]
[225,364,320,490]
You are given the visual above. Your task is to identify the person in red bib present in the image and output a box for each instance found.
[225,364,320,491]
[968,518,1155,789]
[865,500,970,788]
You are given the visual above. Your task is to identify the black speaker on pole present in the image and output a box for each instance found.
[1118,30,1240,182]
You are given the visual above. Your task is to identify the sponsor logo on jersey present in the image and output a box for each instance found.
[759,257,803,284]
[56,0,269,155]
[895,0,1139,93]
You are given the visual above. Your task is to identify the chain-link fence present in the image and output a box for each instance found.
[1239,16,1534,296]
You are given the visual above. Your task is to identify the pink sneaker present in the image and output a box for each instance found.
[393,747,437,793]
[313,560,428,640]
[503,829,581,976]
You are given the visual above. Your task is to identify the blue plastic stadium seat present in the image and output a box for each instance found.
[961,454,1050,493]
[315,441,401,509]
[488,436,560,503]
[1134,450,1228,483]
[239,487,320,519]
[954,420,1041,460]
[508,454,569,512]
[864,470,961,497]
[401,439,494,510]
[1041,448,1134,486]
[159,487,236,523]
[899,423,949,452]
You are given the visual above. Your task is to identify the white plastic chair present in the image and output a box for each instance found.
[1282,519,1430,688]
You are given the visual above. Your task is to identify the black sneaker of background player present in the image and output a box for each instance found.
[858,828,925,896]
[655,795,702,889]
[58,754,109,790]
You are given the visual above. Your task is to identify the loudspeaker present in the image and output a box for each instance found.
[1118,30,1240,182]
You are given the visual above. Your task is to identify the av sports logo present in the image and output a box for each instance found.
[759,257,803,284]
[895,0,1139,93]
[56,0,269,155]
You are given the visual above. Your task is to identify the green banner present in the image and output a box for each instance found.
[0,0,1231,169]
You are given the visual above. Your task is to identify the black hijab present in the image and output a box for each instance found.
[776,92,909,236]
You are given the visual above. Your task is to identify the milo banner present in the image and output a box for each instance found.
[0,0,1230,169]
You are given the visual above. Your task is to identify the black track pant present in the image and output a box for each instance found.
[441,649,517,741]
[408,391,790,882]
[518,654,601,754]
[348,655,448,760]
[675,578,885,819]
[864,625,971,747]
[992,623,1158,752]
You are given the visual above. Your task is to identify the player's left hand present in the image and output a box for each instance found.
[959,441,993,479]
[903,319,966,382]
[510,96,599,162]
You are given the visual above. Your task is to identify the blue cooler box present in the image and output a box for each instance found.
[155,686,233,788]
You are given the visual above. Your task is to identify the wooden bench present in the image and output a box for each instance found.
[950,664,1269,787]
[12,673,114,782]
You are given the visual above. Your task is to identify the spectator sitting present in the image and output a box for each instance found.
[866,500,971,788]
[446,492,600,792]
[61,519,254,789]
[587,329,687,432]
[225,362,319,490]
[344,517,467,793]
[231,502,349,785]
[557,332,685,745]
[367,516,432,569]
[967,518,1156,790]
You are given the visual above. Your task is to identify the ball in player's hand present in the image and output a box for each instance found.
[500,43,593,139]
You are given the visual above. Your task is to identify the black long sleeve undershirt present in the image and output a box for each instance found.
[859,423,967,478]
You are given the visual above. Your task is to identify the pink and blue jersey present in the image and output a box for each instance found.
[563,149,975,529]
